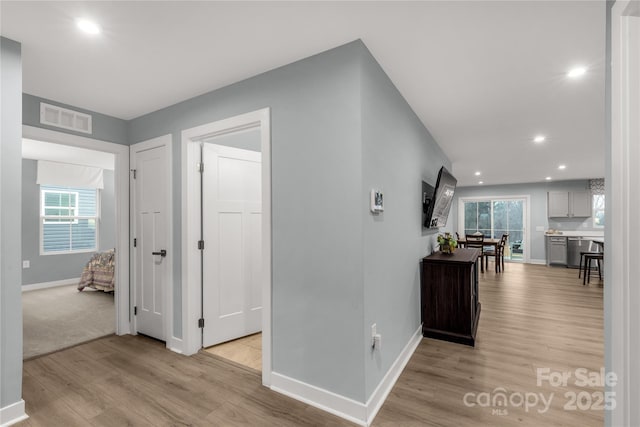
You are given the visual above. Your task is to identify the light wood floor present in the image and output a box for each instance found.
[19,263,603,426]
[204,333,262,371]
[375,262,604,426]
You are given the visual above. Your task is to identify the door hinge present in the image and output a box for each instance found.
[134,306,138,315]
[131,169,137,179]
[198,318,205,328]
[133,238,137,247]
[197,162,204,173]
[198,240,205,250]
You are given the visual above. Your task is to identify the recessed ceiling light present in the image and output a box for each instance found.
[545,176,552,180]
[558,164,567,170]
[534,135,546,143]
[478,181,484,185]
[475,171,481,176]
[567,67,587,78]
[76,18,101,35]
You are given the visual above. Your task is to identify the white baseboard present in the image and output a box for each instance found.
[364,325,422,425]
[22,277,80,292]
[529,259,547,265]
[271,372,367,426]
[270,325,422,426]
[0,400,28,427]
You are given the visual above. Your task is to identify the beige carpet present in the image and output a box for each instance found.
[204,333,262,371]
[23,284,115,359]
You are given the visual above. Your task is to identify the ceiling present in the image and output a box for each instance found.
[0,1,606,186]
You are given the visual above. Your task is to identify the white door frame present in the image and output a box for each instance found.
[130,135,174,350]
[609,2,640,426]
[457,195,531,263]
[22,125,131,335]
[181,108,272,386]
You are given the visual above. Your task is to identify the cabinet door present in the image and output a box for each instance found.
[570,191,592,217]
[548,192,569,217]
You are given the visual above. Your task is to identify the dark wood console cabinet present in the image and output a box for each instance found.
[420,248,481,346]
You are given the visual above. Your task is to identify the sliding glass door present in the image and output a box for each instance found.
[460,197,527,262]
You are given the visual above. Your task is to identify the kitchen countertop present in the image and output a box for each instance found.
[545,231,605,237]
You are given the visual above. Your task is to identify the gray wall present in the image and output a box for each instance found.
[1,36,23,409]
[360,47,450,400]
[21,159,116,285]
[23,93,128,146]
[129,39,451,403]
[129,40,366,401]
[452,179,600,261]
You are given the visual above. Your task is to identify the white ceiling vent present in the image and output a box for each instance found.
[40,102,92,134]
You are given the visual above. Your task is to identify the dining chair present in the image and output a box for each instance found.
[484,234,508,273]
[465,234,485,273]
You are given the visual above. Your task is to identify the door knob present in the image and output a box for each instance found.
[152,249,167,257]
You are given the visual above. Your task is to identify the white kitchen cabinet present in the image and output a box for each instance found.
[548,191,592,218]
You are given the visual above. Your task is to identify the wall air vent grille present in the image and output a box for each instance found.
[40,102,92,134]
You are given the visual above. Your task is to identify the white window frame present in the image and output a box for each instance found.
[39,187,100,255]
[592,194,605,229]
[41,189,80,224]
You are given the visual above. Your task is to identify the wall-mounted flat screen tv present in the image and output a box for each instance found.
[423,166,457,228]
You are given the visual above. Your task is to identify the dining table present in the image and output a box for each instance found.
[457,238,501,250]
[456,238,501,273]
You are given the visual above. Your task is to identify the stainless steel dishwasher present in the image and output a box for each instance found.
[567,237,595,268]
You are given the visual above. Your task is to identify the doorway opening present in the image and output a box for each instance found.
[181,108,272,384]
[20,126,130,359]
[199,134,263,371]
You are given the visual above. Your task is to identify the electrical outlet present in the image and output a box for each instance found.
[22,260,30,269]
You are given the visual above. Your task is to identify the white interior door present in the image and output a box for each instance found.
[202,143,262,347]
[132,144,168,341]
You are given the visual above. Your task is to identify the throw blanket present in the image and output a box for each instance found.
[78,249,115,292]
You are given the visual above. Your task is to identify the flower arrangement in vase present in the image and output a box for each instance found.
[437,232,458,254]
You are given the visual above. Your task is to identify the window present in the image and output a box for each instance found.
[42,190,79,223]
[41,185,99,254]
[593,194,605,227]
